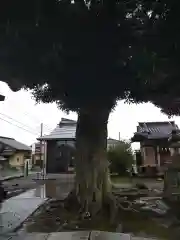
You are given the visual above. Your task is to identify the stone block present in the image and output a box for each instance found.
[11,233,49,240]
[90,231,131,240]
[48,231,90,240]
[132,237,156,240]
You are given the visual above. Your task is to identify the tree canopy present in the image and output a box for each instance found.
[2,0,180,217]
[0,0,179,114]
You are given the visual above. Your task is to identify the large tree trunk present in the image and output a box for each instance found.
[73,108,114,216]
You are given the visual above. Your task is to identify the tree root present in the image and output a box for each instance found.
[104,193,119,225]
[64,189,137,225]
[64,190,81,212]
[65,189,138,216]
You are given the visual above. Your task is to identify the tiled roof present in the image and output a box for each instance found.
[133,121,180,141]
[60,118,76,125]
[0,136,31,151]
[39,118,76,140]
[39,119,121,143]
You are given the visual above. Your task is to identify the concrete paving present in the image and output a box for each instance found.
[0,170,39,182]
[7,231,157,240]
[48,231,90,240]
[1,173,23,181]
[90,231,131,240]
[0,187,47,235]
[0,174,74,236]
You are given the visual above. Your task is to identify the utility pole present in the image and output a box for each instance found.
[0,95,5,180]
[119,132,121,141]
[39,123,43,178]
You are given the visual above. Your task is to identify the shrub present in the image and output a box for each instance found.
[108,141,133,176]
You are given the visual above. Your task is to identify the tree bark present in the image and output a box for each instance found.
[73,108,113,216]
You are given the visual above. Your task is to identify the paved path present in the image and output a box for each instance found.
[0,174,74,236]
[1,173,23,182]
[0,188,47,235]
[0,170,39,182]
[2,231,158,239]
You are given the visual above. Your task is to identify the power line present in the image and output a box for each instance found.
[19,109,52,130]
[0,112,39,134]
[13,110,52,132]
[0,116,39,136]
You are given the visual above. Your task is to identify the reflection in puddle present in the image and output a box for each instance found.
[0,180,73,236]
[34,182,73,200]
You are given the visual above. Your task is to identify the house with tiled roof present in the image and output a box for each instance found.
[38,118,76,173]
[132,121,180,176]
[0,136,31,170]
[39,118,121,173]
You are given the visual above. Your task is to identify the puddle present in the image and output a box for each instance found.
[0,178,73,236]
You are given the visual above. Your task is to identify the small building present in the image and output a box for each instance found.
[39,118,121,174]
[107,138,121,150]
[39,118,76,173]
[31,142,45,167]
[0,136,31,170]
[132,121,180,176]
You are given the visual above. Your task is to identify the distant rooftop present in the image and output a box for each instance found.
[39,118,76,140]
[39,119,121,142]
[0,136,31,151]
[132,121,180,142]
[59,118,76,126]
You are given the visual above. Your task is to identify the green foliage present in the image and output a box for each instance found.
[108,141,133,175]
[0,1,180,115]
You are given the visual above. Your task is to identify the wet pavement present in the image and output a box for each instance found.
[0,188,47,235]
[2,173,74,200]
[0,174,74,236]
[2,173,41,200]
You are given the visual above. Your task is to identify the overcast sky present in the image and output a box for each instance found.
[0,81,179,149]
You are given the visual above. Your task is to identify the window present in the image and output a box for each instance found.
[17,158,19,162]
